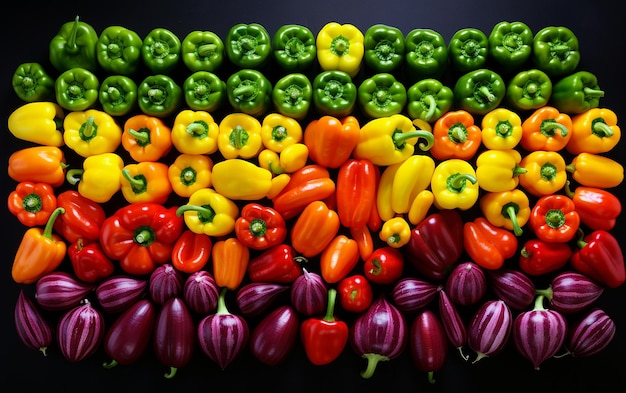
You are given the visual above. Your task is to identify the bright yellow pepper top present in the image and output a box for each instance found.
[171,109,220,155]
[74,152,124,203]
[476,149,527,192]
[519,150,567,197]
[8,101,65,146]
[261,113,303,152]
[316,22,364,78]
[63,110,122,157]
[481,107,523,150]
[379,216,411,248]
[176,188,239,237]
[218,112,263,159]
[479,189,530,236]
[431,159,479,211]
[258,143,309,175]
[168,154,213,197]
[211,158,273,200]
[567,108,621,155]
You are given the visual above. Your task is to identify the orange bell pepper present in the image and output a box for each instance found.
[430,109,482,161]
[567,108,621,154]
[290,200,340,258]
[122,114,173,162]
[519,150,567,197]
[212,237,250,290]
[566,152,624,189]
[303,115,360,168]
[8,146,67,188]
[120,161,172,204]
[8,181,57,227]
[320,234,360,284]
[520,106,572,152]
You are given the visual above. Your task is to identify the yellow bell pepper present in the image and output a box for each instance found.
[63,109,122,157]
[8,101,65,146]
[379,216,411,248]
[475,149,527,192]
[211,158,273,200]
[176,188,239,237]
[407,190,434,225]
[218,112,263,159]
[567,108,621,155]
[258,143,309,175]
[431,159,479,211]
[566,152,624,189]
[353,114,434,166]
[316,22,364,78]
[66,152,123,203]
[479,189,531,236]
[261,113,303,152]
[171,109,220,155]
[120,161,172,204]
[481,107,523,150]
[519,150,567,197]
[168,154,213,197]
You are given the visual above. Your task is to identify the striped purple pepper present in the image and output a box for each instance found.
[536,271,604,314]
[486,268,536,311]
[467,299,513,363]
[35,271,94,311]
[250,304,299,366]
[438,288,468,360]
[513,295,567,370]
[235,282,289,318]
[391,277,439,312]
[154,297,195,379]
[14,290,52,356]
[56,299,105,362]
[350,294,408,379]
[409,310,448,384]
[96,275,148,314]
[445,261,487,306]
[183,270,219,315]
[149,263,184,305]
[564,308,616,358]
[290,268,327,316]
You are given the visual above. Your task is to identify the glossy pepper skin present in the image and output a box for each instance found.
[566,152,624,189]
[235,203,287,251]
[475,149,526,192]
[506,69,552,111]
[67,152,123,203]
[430,109,482,161]
[170,229,212,273]
[63,110,123,157]
[122,114,172,162]
[171,109,219,155]
[137,74,183,118]
[12,62,55,102]
[211,159,273,201]
[479,189,531,236]
[406,78,454,123]
[520,106,572,151]
[273,24,317,73]
[488,21,534,72]
[99,75,138,117]
[550,71,604,115]
[519,150,567,197]
[261,113,303,152]
[8,146,66,188]
[463,217,518,270]
[431,159,479,211]
[272,73,313,121]
[181,30,224,72]
[96,25,143,75]
[212,238,250,290]
[481,108,523,150]
[404,29,448,81]
[448,28,489,74]
[176,188,239,237]
[336,158,377,229]
[363,247,404,285]
[226,23,272,69]
[168,154,213,198]
[320,234,360,284]
[53,190,106,243]
[312,70,357,118]
[379,216,412,248]
[120,161,172,205]
[363,24,405,73]
[304,115,360,168]
[567,108,620,154]
[49,16,98,73]
[8,101,64,146]
[358,73,407,118]
[454,68,505,116]
[183,71,225,112]
[68,238,115,283]
[532,26,580,78]
[529,194,580,243]
[570,229,625,289]
[218,112,263,159]
[141,28,181,74]
[519,238,571,276]
[226,69,272,117]
[566,182,621,231]
[291,201,340,258]
[55,67,100,111]
[247,244,303,284]
[316,22,364,78]
[8,182,57,227]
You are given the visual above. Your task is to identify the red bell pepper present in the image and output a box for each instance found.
[336,274,373,313]
[235,203,287,250]
[171,229,212,274]
[529,194,580,243]
[247,243,304,284]
[519,238,571,276]
[7,181,57,227]
[570,229,626,288]
[68,238,115,283]
[53,190,107,243]
[99,202,184,276]
[565,181,621,231]
[335,158,377,229]
[463,217,518,270]
[303,115,360,168]
[363,246,405,285]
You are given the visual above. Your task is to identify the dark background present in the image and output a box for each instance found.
[1,0,624,392]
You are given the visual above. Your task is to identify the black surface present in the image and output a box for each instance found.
[2,1,625,392]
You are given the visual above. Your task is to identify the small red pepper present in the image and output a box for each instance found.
[170,229,212,274]
[570,229,626,289]
[363,246,404,285]
[529,194,580,243]
[8,181,57,227]
[519,238,572,276]
[463,217,518,270]
[235,203,287,250]
[247,243,305,284]
[565,181,621,231]
[53,190,106,243]
[68,238,115,283]
[335,158,377,229]
[336,274,373,313]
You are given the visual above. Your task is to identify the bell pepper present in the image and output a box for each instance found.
[68,238,115,283]
[137,74,183,118]
[532,26,580,78]
[312,70,357,118]
[55,67,100,111]
[488,21,534,71]
[480,108,523,150]
[479,189,531,236]
[353,114,434,166]
[404,28,448,81]
[550,71,604,115]
[49,16,98,73]
[183,71,226,113]
[261,113,302,152]
[211,159,273,201]
[122,114,172,162]
[357,72,407,118]
[225,23,272,69]
[304,115,360,168]
[98,75,138,117]
[181,30,224,72]
[570,229,625,289]
[273,24,317,73]
[258,144,309,175]
[529,194,580,243]
[379,216,411,248]
[217,112,263,159]
[291,201,340,258]
[475,149,527,192]
[226,69,272,117]
[320,234,361,284]
[453,68,506,116]
[566,152,624,189]
[431,159,479,211]
[565,181,621,231]
[430,109,481,160]
[520,106,572,152]
[519,150,568,197]
[519,238,571,276]
[448,27,489,74]
[8,182,57,227]
[65,152,123,203]
[378,155,435,218]
[171,109,219,155]
[316,22,364,78]
[247,243,304,284]
[363,24,405,73]
[141,27,181,74]
[100,202,184,276]
[171,229,212,274]
[404,209,464,281]
[506,69,552,111]
[11,207,66,284]
[567,108,620,154]
[8,146,66,188]
[272,73,313,121]
[336,158,377,229]
[168,154,213,198]
[120,161,172,204]
[363,247,404,285]
[96,25,143,75]
[63,110,122,157]
[406,78,454,123]
[7,101,64,146]
[235,203,287,251]
[463,217,518,270]
[52,190,106,243]
[12,62,55,102]
[176,188,239,237]
[212,237,250,290]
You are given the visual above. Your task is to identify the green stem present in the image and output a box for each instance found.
[592,120,614,137]
[66,168,84,185]
[392,129,435,151]
[43,207,65,239]
[216,287,230,315]
[423,95,436,121]
[323,288,338,322]
[502,203,523,236]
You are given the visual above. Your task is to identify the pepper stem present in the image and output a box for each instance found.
[535,288,553,302]
[323,288,338,322]
[583,87,605,99]
[216,287,230,315]
[66,168,84,185]
[128,128,151,145]
[477,85,496,102]
[360,353,388,379]
[176,204,216,223]
[447,173,478,193]
[81,116,96,139]
[423,94,437,121]
[121,169,147,193]
[502,202,523,236]
[392,129,435,151]
[542,120,569,137]
[592,120,614,137]
[43,207,65,240]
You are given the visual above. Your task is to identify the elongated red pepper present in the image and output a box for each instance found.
[53,190,107,243]
[336,158,377,229]
[519,238,571,276]
[247,243,304,284]
[565,181,621,231]
[68,238,115,283]
[235,203,287,250]
[463,217,518,270]
[570,229,626,288]
[170,229,212,274]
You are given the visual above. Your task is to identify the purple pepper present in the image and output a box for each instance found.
[183,270,219,315]
[564,307,616,358]
[96,275,148,314]
[235,282,290,318]
[56,299,105,363]
[290,268,327,316]
[249,304,299,366]
[445,261,487,306]
[149,263,184,305]
[536,271,604,314]
[409,309,448,384]
[486,268,536,311]
[438,288,468,360]
[14,290,53,356]
[35,271,94,311]
[153,297,195,378]
[467,299,513,363]
[391,277,439,312]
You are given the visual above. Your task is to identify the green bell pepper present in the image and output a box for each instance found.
[141,27,181,74]
[181,30,225,72]
[448,27,489,74]
[406,78,454,123]
[226,23,272,69]
[488,21,533,72]
[137,74,183,118]
[272,24,317,73]
[183,71,226,112]
[506,68,552,111]
[49,16,99,73]
[363,24,405,73]
[12,62,55,102]
[226,69,272,117]
[272,73,312,121]
[532,26,580,78]
[357,73,407,118]
[404,28,448,82]
[96,25,143,75]
[99,75,138,117]
[453,68,505,116]
[312,70,357,118]
[55,67,100,111]
[549,70,604,114]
